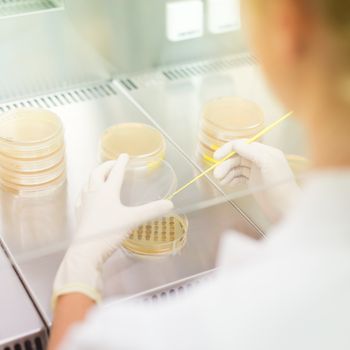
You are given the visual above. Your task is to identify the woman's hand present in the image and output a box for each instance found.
[214,140,301,222]
[52,154,173,305]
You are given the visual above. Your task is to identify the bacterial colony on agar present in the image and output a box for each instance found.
[101,122,188,257]
[0,108,66,196]
[123,215,188,257]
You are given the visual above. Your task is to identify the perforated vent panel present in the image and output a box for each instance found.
[162,54,256,82]
[0,0,62,17]
[119,54,256,91]
[142,272,214,304]
[0,331,46,350]
[0,82,117,113]
[116,270,216,306]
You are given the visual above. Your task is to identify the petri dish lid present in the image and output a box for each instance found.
[0,146,65,173]
[121,160,177,206]
[198,129,225,151]
[101,123,166,167]
[0,108,63,149]
[0,158,66,186]
[101,123,166,166]
[0,170,66,197]
[202,96,265,139]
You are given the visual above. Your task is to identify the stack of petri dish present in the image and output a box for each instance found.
[198,96,265,165]
[0,108,66,196]
[100,122,188,257]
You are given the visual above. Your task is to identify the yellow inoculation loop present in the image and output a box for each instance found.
[168,111,293,200]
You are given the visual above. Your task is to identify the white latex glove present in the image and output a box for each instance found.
[53,154,173,306]
[213,140,301,222]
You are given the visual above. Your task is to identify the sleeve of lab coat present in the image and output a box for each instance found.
[60,280,222,350]
[60,232,261,350]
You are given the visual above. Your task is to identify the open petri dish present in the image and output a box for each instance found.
[101,122,188,257]
[122,214,188,257]
[198,97,265,164]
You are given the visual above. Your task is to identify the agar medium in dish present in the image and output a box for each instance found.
[0,108,64,158]
[123,215,188,257]
[101,123,166,168]
[101,122,176,205]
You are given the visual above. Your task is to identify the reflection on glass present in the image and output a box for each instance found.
[0,184,69,255]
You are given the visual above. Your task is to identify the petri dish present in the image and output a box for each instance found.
[101,122,177,206]
[0,170,66,197]
[101,123,166,168]
[100,122,188,257]
[121,160,177,206]
[202,96,265,140]
[198,97,265,164]
[0,108,66,196]
[122,214,188,257]
[0,158,66,186]
[0,108,64,159]
[0,146,65,173]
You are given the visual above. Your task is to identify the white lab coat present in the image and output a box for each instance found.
[62,171,350,350]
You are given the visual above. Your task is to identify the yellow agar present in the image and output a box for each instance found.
[203,96,265,132]
[0,109,62,144]
[101,123,165,161]
[123,215,187,256]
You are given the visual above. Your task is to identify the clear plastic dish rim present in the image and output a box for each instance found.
[0,146,65,173]
[100,122,167,167]
[122,214,189,257]
[0,170,67,197]
[0,108,64,148]
[0,158,66,185]
[120,159,178,206]
[200,118,265,143]
[202,96,265,134]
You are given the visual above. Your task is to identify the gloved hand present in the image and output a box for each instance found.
[213,140,301,222]
[52,154,173,307]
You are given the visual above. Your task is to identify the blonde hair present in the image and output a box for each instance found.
[256,0,350,101]
[316,1,350,33]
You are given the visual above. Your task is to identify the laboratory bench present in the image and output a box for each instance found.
[0,55,306,349]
